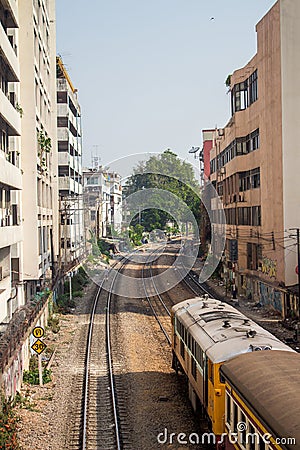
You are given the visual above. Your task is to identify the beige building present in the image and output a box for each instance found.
[0,0,24,323]
[209,0,300,317]
[19,0,58,299]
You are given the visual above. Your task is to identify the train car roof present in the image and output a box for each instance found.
[172,297,294,363]
[220,351,300,449]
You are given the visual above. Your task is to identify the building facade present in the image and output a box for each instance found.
[19,0,58,300]
[56,56,84,268]
[83,168,122,240]
[0,0,24,323]
[208,0,300,317]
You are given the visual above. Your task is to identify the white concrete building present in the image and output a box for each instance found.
[107,172,122,234]
[56,57,84,268]
[83,168,110,239]
[82,168,122,239]
[19,0,58,300]
[0,0,24,323]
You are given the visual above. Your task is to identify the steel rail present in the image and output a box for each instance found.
[81,252,136,450]
[142,246,172,345]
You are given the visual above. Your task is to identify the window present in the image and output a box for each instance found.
[57,91,67,103]
[239,168,260,192]
[231,70,258,115]
[57,117,68,127]
[233,402,238,433]
[208,360,214,384]
[232,81,248,113]
[180,339,185,359]
[248,70,258,105]
[252,206,261,226]
[86,176,99,185]
[248,423,259,450]
[240,412,247,447]
[191,358,197,380]
[247,243,262,270]
[226,393,231,425]
[58,141,68,152]
[195,343,204,368]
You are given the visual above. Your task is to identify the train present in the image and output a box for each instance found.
[171,295,300,449]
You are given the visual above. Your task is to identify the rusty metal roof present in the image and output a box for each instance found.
[221,350,300,449]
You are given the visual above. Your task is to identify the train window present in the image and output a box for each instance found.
[239,412,247,447]
[187,332,191,349]
[208,360,214,384]
[226,393,231,425]
[191,337,195,355]
[180,339,185,359]
[195,344,203,368]
[232,401,238,433]
[248,423,258,450]
[191,357,197,380]
[257,437,266,450]
[219,370,225,384]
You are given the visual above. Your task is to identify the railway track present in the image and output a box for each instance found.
[68,255,134,450]
[142,245,172,345]
[67,243,213,449]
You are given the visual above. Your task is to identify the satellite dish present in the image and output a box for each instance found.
[189,146,200,154]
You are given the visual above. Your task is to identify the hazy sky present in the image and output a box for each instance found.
[56,0,276,168]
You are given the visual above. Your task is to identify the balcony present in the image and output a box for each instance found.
[0,23,19,81]
[2,0,19,27]
[0,224,22,248]
[0,151,22,189]
[58,151,70,166]
[0,89,21,136]
[59,176,75,192]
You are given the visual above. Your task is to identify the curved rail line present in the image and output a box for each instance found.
[142,245,173,345]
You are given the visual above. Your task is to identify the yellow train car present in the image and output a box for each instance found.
[220,351,300,450]
[171,297,295,441]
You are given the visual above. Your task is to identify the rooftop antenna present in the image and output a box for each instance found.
[91,145,101,170]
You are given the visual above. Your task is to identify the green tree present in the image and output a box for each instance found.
[123,150,201,232]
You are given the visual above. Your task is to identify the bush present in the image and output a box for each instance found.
[47,315,60,333]
[23,369,52,385]
[57,293,76,311]
[72,290,83,298]
[0,394,20,449]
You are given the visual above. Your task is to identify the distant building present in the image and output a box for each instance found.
[0,0,24,322]
[202,129,215,181]
[56,56,84,268]
[83,168,122,240]
[208,0,300,317]
[107,171,122,234]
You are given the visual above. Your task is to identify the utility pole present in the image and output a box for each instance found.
[297,228,300,310]
[289,228,300,312]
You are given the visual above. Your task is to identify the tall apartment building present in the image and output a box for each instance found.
[56,56,84,268]
[208,0,300,317]
[0,0,24,323]
[19,0,58,299]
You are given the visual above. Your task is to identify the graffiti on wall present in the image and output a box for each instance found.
[259,282,282,313]
[2,344,25,398]
[261,257,277,278]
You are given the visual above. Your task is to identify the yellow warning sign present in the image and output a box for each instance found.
[31,339,47,355]
[32,326,44,338]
